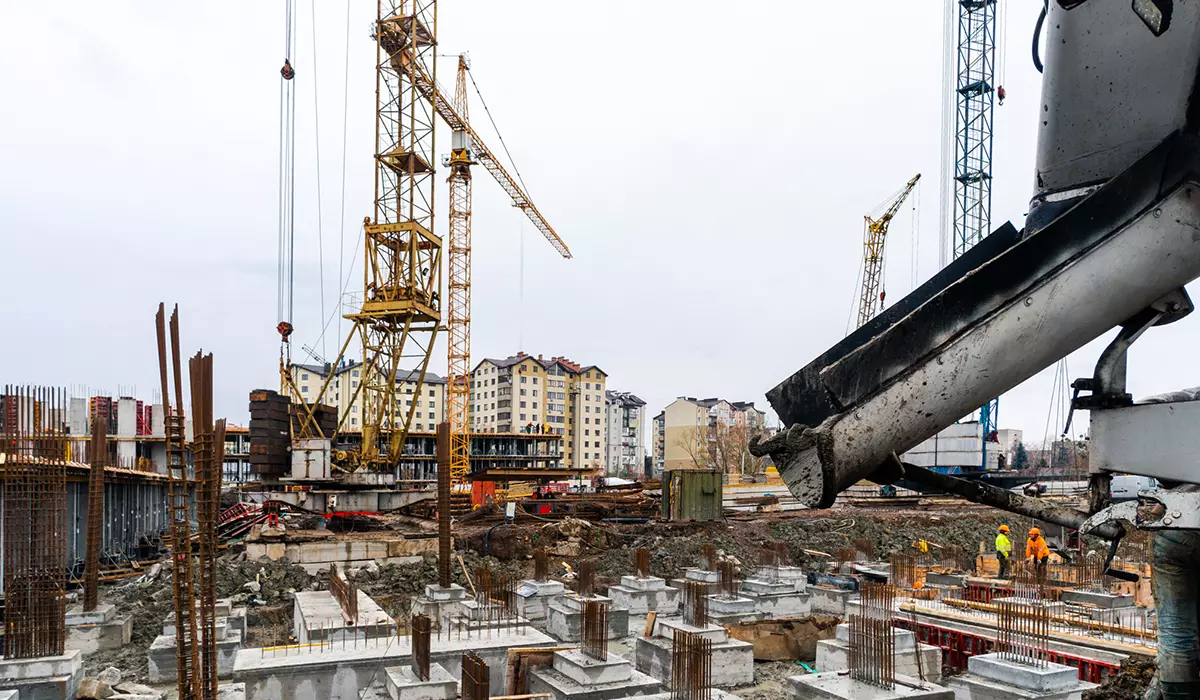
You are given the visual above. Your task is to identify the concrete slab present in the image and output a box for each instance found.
[234,627,556,700]
[0,650,84,700]
[1060,590,1133,609]
[740,589,810,618]
[165,614,227,640]
[968,654,1080,692]
[949,674,1098,700]
[530,654,661,700]
[635,634,753,687]
[757,566,808,593]
[423,584,466,602]
[0,690,17,700]
[991,597,1066,617]
[384,662,456,700]
[683,568,719,584]
[925,573,968,587]
[640,692,742,700]
[294,590,395,644]
[620,575,668,591]
[788,672,953,699]
[553,649,633,685]
[652,619,728,643]
[516,580,564,622]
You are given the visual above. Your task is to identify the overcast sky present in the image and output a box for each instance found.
[4,2,1199,453]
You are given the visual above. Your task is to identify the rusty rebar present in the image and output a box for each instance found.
[534,548,549,582]
[848,583,896,688]
[411,613,431,681]
[436,423,452,588]
[576,560,596,598]
[700,543,717,571]
[82,413,108,612]
[634,547,651,578]
[940,545,967,572]
[836,547,858,569]
[157,304,201,700]
[996,598,1050,667]
[190,350,222,700]
[582,599,609,661]
[329,564,359,621]
[462,651,490,700]
[718,560,738,599]
[681,580,710,628]
[1,385,69,659]
[759,546,781,569]
[671,629,712,700]
[890,552,921,590]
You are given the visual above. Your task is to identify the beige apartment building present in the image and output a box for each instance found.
[653,396,768,472]
[290,361,446,433]
[470,353,607,471]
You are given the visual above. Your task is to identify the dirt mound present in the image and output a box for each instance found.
[1083,654,1155,700]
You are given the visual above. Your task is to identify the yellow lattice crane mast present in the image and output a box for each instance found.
[446,55,474,488]
[857,173,920,328]
[439,54,571,490]
[291,1,442,469]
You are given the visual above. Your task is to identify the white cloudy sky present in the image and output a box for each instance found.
[3,1,1199,453]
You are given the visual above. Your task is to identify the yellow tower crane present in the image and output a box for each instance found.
[857,173,921,328]
[443,54,571,491]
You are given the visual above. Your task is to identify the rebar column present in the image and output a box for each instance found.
[534,548,549,582]
[462,652,490,700]
[581,600,609,661]
[848,583,896,688]
[190,350,223,700]
[681,580,709,628]
[411,613,431,681]
[576,560,596,598]
[634,548,651,578]
[436,422,452,588]
[671,629,712,700]
[82,413,108,612]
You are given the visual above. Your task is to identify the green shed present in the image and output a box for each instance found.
[661,469,723,521]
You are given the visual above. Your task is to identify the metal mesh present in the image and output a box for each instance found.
[582,599,609,661]
[671,629,712,700]
[890,552,921,590]
[848,582,896,688]
[1,386,69,659]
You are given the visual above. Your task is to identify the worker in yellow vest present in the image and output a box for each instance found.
[995,524,1013,579]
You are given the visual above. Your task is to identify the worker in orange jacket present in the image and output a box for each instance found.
[1026,527,1051,578]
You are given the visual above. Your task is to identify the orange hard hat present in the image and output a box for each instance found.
[998,525,1010,533]
[1029,527,1041,537]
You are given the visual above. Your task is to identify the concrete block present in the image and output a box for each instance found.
[165,615,227,641]
[148,630,241,684]
[968,654,1080,692]
[991,597,1066,617]
[816,628,942,684]
[216,598,234,618]
[684,568,719,584]
[66,614,133,654]
[553,650,632,685]
[652,619,728,643]
[294,590,394,644]
[742,590,810,618]
[0,690,17,700]
[619,575,668,591]
[424,584,467,602]
[520,579,567,596]
[741,579,796,596]
[789,672,953,699]
[708,595,757,615]
[809,587,854,616]
[607,584,680,615]
[530,654,661,700]
[0,649,84,700]
[1060,590,1133,609]
[635,634,753,688]
[65,604,116,626]
[758,566,807,592]
[546,601,629,642]
[385,663,456,700]
[925,573,968,587]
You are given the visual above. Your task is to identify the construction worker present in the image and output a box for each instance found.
[995,525,1013,579]
[1026,527,1050,578]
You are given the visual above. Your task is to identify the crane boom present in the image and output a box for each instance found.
[857,174,920,328]
[410,62,571,259]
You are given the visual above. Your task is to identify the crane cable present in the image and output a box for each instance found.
[278,0,298,361]
[310,0,327,362]
[466,69,532,196]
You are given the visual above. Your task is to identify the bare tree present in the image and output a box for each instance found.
[675,423,766,474]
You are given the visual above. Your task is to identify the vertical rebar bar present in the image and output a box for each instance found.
[534,548,549,582]
[82,412,107,612]
[411,613,431,681]
[996,598,1050,667]
[671,629,712,700]
[577,560,596,598]
[718,560,738,599]
[462,651,490,700]
[581,599,609,661]
[848,583,896,688]
[634,547,651,578]
[681,580,710,628]
[700,544,717,571]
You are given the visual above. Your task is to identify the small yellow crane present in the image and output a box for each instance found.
[857,174,921,328]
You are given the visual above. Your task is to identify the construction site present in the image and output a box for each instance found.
[6,0,1200,699]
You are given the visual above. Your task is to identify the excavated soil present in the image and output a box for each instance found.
[1083,654,1156,700]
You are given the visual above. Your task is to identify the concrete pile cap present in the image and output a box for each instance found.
[967,653,1081,692]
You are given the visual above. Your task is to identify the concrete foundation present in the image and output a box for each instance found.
[148,629,242,684]
[1060,590,1133,609]
[547,595,629,642]
[607,576,680,615]
[738,579,811,618]
[410,584,468,622]
[757,566,808,593]
[234,627,556,700]
[809,586,855,616]
[816,624,942,684]
[991,597,1066,617]
[529,650,662,700]
[789,672,953,699]
[925,573,968,587]
[294,590,395,644]
[515,579,566,622]
[707,595,764,624]
[384,663,456,700]
[635,620,753,688]
[948,653,1098,700]
[0,650,84,700]
[683,568,719,584]
[0,690,17,700]
[245,532,436,574]
[64,604,133,654]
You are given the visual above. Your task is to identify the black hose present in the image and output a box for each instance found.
[482,521,506,556]
[1033,0,1048,73]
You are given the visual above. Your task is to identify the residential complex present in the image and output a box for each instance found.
[604,391,646,477]
[289,361,446,432]
[652,396,768,473]
[470,353,607,471]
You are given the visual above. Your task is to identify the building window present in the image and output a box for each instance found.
[533,402,538,409]
[301,373,309,381]
[520,401,527,408]
[301,386,309,393]
[351,417,358,425]
[352,369,360,377]
[586,372,591,378]
[585,417,590,424]
[520,389,527,396]
[520,376,527,383]
[352,381,358,388]
[520,413,527,421]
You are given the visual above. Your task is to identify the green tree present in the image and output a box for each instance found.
[1012,441,1029,470]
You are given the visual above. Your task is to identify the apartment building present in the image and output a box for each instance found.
[604,391,646,477]
[652,412,665,475]
[653,396,768,472]
[470,352,607,471]
[289,361,446,433]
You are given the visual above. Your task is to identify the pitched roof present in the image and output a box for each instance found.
[606,390,646,407]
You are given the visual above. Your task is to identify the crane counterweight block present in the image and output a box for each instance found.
[762,132,1200,510]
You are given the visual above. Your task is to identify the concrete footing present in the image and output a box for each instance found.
[635,619,753,688]
[410,584,468,622]
[148,629,242,684]
[530,650,662,700]
[816,624,942,683]
[384,662,456,700]
[808,586,855,616]
[607,576,680,615]
[738,579,811,618]
[948,653,1098,700]
[64,604,133,654]
[756,566,808,593]
[294,590,396,644]
[234,627,556,700]
[515,579,566,622]
[707,595,764,625]
[1060,590,1133,609]
[0,649,84,700]
[788,672,953,699]
[547,595,629,642]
